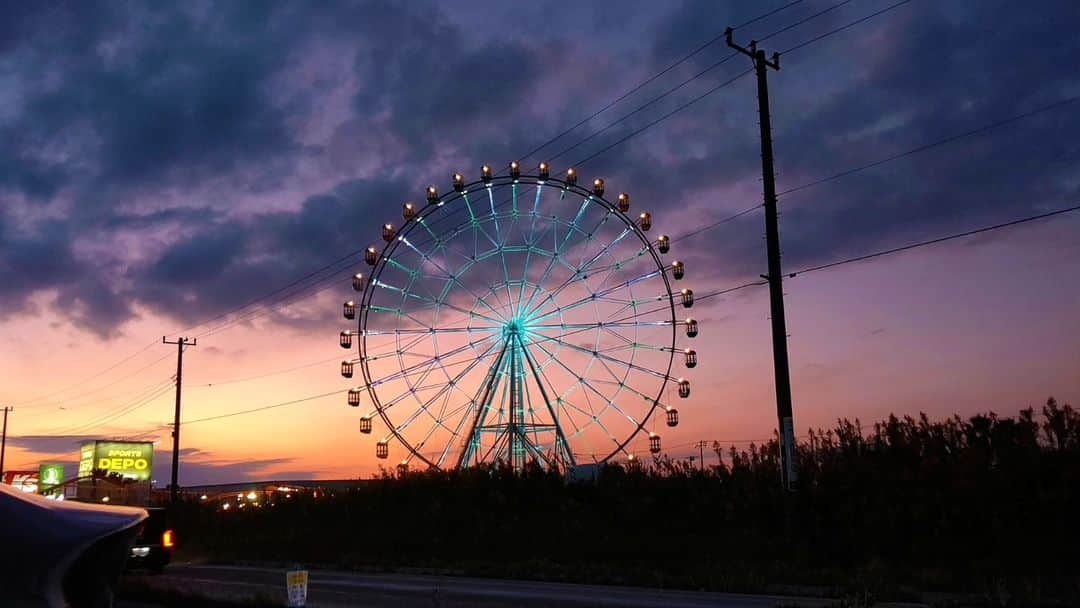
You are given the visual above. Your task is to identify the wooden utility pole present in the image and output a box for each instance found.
[163,337,196,503]
[726,27,798,491]
[0,406,10,478]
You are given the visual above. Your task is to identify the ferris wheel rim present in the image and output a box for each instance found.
[353,172,681,469]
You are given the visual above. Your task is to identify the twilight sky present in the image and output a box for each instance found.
[2,0,1079,484]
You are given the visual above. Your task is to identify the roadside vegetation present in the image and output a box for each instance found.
[170,398,1080,605]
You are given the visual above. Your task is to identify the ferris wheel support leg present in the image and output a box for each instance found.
[520,339,576,469]
[456,341,510,469]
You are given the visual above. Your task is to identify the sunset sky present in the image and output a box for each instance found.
[2,0,1078,484]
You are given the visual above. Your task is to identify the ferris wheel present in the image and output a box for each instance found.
[338,162,697,471]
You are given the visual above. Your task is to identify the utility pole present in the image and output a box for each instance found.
[0,407,10,478]
[162,336,196,504]
[694,440,708,472]
[726,27,798,492]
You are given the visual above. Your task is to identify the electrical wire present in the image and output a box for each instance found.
[787,203,1080,277]
[778,94,1080,197]
[16,351,175,412]
[779,0,912,55]
[182,390,343,425]
[10,341,159,407]
[38,377,176,436]
[516,0,805,163]
[189,355,344,388]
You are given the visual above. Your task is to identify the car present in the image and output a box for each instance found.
[126,507,174,574]
[0,483,146,607]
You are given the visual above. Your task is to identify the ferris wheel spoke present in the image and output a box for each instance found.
[573,212,618,270]
[366,325,501,336]
[526,330,669,381]
[524,337,641,429]
[486,187,503,246]
[364,331,427,360]
[583,240,650,277]
[526,267,664,324]
[526,320,670,331]
[371,332,501,389]
[457,337,512,468]
[519,336,576,466]
[432,398,477,468]
[518,216,571,315]
[386,285,503,327]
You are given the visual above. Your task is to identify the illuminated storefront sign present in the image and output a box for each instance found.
[78,441,154,481]
[2,471,39,493]
[39,463,65,496]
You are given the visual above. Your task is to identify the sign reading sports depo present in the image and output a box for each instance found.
[78,441,154,481]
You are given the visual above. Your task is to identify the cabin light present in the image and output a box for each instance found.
[481,165,493,183]
[592,177,604,197]
[638,211,651,231]
[565,167,577,185]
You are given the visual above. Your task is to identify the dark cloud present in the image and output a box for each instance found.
[0,0,1078,337]
[5,434,101,456]
[153,447,302,486]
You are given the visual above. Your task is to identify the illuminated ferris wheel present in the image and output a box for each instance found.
[338,162,697,471]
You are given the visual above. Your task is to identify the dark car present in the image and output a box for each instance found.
[0,483,146,607]
[126,507,174,574]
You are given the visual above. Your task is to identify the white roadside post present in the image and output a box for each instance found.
[286,567,308,607]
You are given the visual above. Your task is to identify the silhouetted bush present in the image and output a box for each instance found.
[171,398,1080,603]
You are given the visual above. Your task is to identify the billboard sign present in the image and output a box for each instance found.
[78,441,154,481]
[2,471,39,493]
[39,463,65,496]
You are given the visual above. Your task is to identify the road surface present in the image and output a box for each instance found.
[123,564,836,607]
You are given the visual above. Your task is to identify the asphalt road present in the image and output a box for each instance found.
[124,564,836,607]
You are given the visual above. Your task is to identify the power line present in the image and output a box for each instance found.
[44,378,176,436]
[10,341,159,407]
[574,0,912,171]
[675,91,1080,246]
[189,355,344,389]
[183,390,343,425]
[788,203,1080,277]
[576,69,756,169]
[779,0,912,55]
[517,0,805,163]
[778,94,1080,197]
[688,202,1080,308]
[17,351,175,413]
